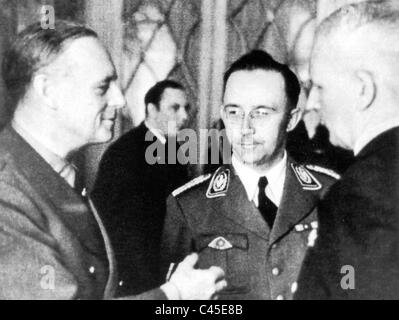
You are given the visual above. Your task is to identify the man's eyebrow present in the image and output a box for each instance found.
[254,105,277,111]
[224,104,240,108]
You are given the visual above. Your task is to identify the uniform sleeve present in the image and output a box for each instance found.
[0,180,79,300]
[159,195,194,282]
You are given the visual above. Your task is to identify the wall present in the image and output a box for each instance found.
[0,0,367,187]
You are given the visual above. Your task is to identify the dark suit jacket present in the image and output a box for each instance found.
[288,121,354,174]
[295,127,399,300]
[161,157,338,300]
[92,122,188,296]
[0,126,165,300]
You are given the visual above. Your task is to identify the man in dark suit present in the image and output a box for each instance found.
[92,80,190,296]
[161,50,339,300]
[295,1,399,299]
[0,20,225,300]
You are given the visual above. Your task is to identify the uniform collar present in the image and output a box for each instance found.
[144,120,166,145]
[354,118,399,156]
[11,119,76,188]
[232,151,287,207]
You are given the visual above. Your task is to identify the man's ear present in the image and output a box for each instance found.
[32,73,57,110]
[286,107,303,132]
[355,70,376,111]
[147,103,158,118]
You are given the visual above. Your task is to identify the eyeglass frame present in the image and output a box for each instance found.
[221,104,288,126]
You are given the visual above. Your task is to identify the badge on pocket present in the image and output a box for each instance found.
[208,236,233,250]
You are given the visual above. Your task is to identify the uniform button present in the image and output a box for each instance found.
[81,187,87,197]
[291,282,298,293]
[89,266,95,274]
[271,244,277,249]
[272,267,280,276]
[119,281,124,287]
[276,295,284,300]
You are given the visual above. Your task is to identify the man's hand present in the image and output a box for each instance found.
[161,253,227,300]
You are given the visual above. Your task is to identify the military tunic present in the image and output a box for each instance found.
[161,158,339,300]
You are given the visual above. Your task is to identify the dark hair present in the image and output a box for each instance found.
[223,50,300,110]
[2,20,97,110]
[144,80,184,116]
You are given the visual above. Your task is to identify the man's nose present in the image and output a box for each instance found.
[241,113,255,134]
[109,82,126,110]
[306,87,320,112]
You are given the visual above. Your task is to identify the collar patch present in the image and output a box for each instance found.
[206,168,230,198]
[291,163,322,191]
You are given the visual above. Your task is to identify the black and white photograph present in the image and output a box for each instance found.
[0,0,398,304]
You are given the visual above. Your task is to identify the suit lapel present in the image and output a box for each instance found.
[2,127,107,259]
[211,167,271,241]
[269,158,318,245]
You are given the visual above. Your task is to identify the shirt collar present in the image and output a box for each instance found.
[11,119,76,187]
[232,151,287,207]
[144,120,166,145]
[354,118,399,156]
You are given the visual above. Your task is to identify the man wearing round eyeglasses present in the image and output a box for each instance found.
[161,50,339,300]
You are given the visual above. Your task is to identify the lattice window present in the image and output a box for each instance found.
[122,0,201,128]
[121,0,316,129]
[227,0,316,64]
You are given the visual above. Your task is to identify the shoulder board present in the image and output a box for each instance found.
[172,174,212,197]
[206,167,231,198]
[306,165,341,180]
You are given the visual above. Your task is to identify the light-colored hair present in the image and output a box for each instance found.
[318,0,399,40]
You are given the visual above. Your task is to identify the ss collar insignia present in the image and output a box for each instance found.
[206,167,230,198]
[291,164,322,191]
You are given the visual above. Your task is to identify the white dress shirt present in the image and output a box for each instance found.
[232,151,287,207]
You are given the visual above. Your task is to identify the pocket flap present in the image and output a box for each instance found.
[197,234,248,251]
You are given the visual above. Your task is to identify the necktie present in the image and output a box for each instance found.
[257,176,278,228]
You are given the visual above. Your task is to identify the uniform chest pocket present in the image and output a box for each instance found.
[195,233,250,294]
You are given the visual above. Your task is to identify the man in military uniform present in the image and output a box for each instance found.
[161,50,339,300]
